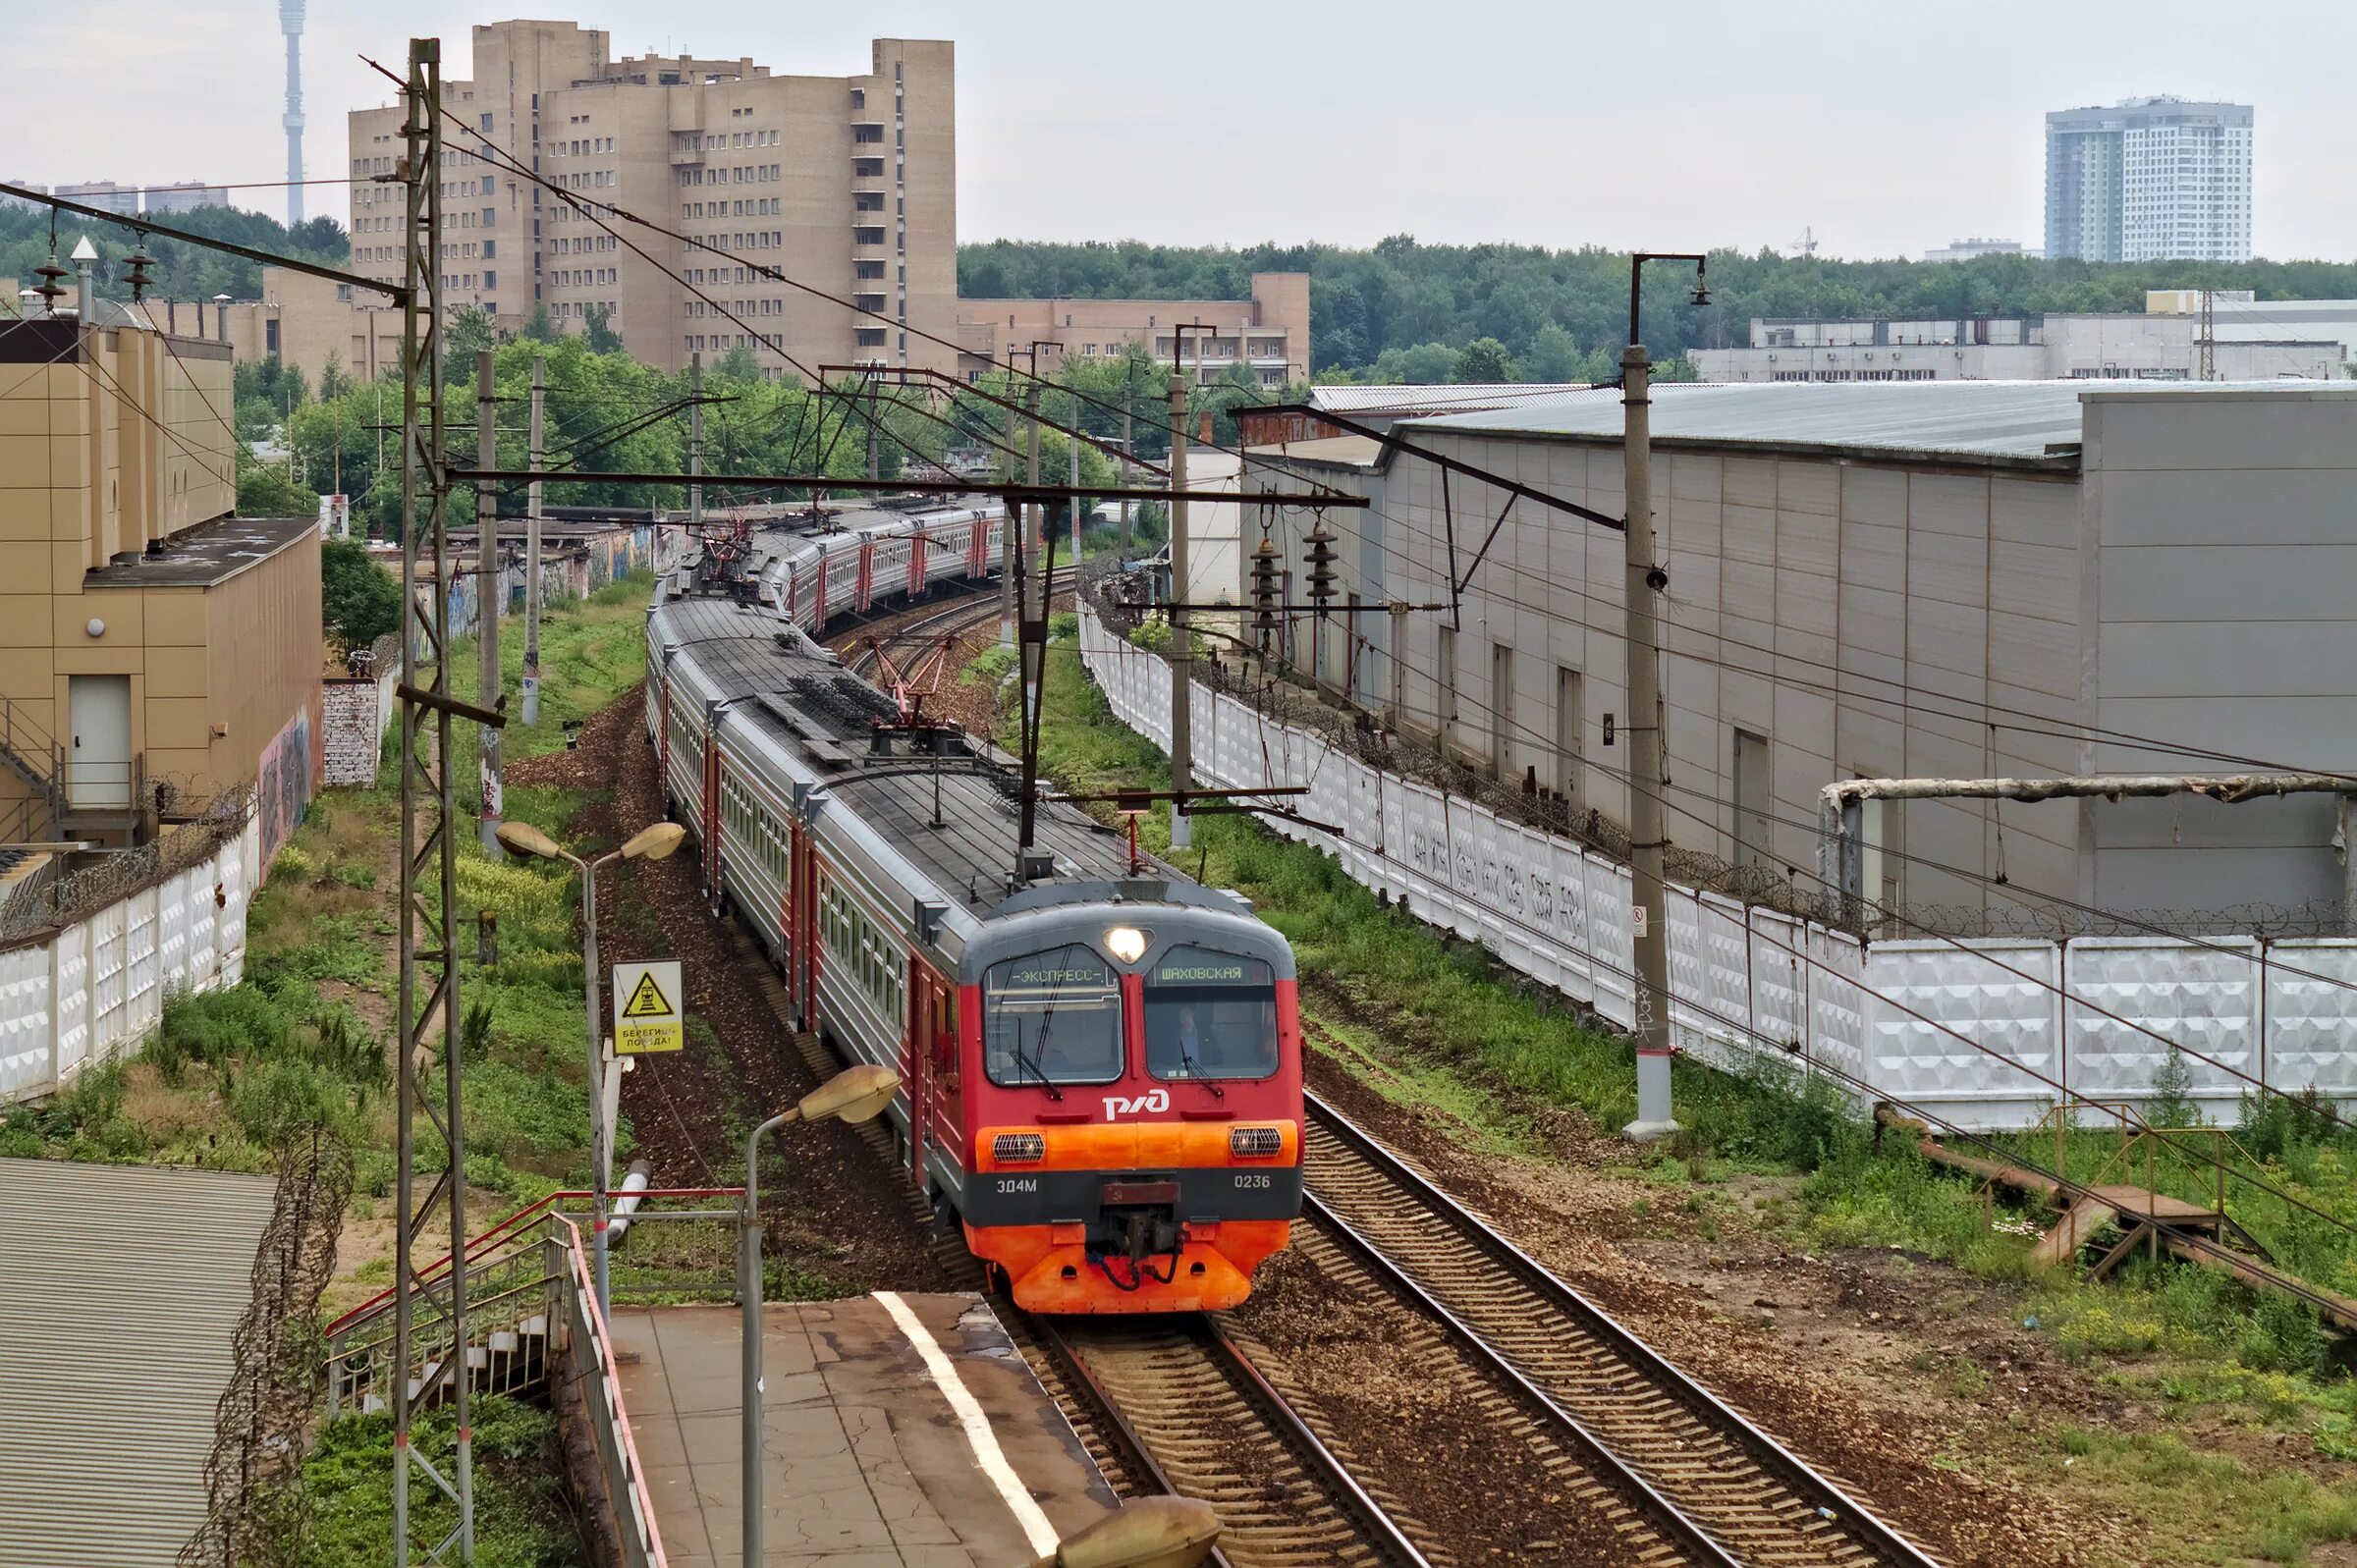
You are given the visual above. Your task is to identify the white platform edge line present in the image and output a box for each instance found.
[873,1289,1061,1555]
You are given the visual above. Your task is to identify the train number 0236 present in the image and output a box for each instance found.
[1233,1172,1272,1189]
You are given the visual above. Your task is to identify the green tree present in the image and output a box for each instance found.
[582,302,623,355]
[710,343,763,384]
[1371,342,1455,384]
[1450,337,1519,383]
[321,537,402,654]
[236,447,318,518]
[521,303,563,344]
[317,351,355,403]
[439,305,498,388]
[1527,321,1585,383]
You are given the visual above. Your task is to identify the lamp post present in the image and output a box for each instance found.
[1621,252,1708,1144]
[495,816,687,1312]
[741,1063,902,1568]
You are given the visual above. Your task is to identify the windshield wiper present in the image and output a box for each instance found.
[1014,1026,1064,1101]
[1177,1042,1226,1098]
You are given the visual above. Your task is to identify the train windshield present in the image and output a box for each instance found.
[983,945,1124,1088]
[1144,946,1280,1082]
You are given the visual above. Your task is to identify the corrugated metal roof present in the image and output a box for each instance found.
[1407,378,2357,466]
[1242,434,1384,467]
[0,1158,277,1568]
[1306,382,1601,417]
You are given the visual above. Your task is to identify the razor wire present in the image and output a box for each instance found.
[178,1127,356,1568]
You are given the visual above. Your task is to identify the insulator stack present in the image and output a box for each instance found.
[1303,518,1340,616]
[1249,534,1282,652]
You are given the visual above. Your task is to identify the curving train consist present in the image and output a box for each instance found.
[644,502,1305,1313]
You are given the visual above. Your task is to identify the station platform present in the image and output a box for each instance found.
[610,1292,1117,1567]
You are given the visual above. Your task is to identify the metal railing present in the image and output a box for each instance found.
[322,1188,743,1568]
[0,696,64,841]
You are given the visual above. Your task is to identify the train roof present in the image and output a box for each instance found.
[651,565,1152,921]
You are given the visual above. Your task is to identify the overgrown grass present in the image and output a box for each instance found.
[1018,626,2357,1493]
[302,1396,579,1568]
[4,572,661,1214]
[1015,635,1854,1166]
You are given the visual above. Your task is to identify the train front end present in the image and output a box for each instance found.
[957,887,1302,1314]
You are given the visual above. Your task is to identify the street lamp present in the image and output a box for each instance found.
[495,816,686,1311]
[741,1063,901,1568]
[1020,1495,1223,1568]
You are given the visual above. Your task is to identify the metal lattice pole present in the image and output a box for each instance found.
[393,36,475,1565]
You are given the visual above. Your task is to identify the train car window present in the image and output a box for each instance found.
[1144,946,1280,1082]
[982,945,1123,1088]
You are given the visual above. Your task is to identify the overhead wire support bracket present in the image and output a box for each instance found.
[0,182,408,301]
[815,362,1173,479]
[443,468,1361,508]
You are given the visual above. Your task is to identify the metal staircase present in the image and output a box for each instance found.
[0,697,64,844]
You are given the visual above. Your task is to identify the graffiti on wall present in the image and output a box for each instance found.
[256,710,313,860]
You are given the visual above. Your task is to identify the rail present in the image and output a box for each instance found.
[1306,1087,1942,1567]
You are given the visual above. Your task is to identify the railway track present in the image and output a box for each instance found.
[734,933,1433,1568]
[706,656,1942,1568]
[1301,1081,1942,1568]
[836,565,1075,678]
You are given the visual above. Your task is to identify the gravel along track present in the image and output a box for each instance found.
[1039,1313,1434,1568]
[1303,1093,1943,1568]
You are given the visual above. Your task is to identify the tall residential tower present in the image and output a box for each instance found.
[346,21,956,377]
[2045,97,2252,263]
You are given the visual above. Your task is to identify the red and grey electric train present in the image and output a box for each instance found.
[644,506,1304,1313]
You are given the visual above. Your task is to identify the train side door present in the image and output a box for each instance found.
[926,977,961,1168]
[701,719,722,892]
[904,959,930,1179]
[908,531,927,599]
[855,539,874,612]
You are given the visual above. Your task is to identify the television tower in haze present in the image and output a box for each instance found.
[281,0,305,225]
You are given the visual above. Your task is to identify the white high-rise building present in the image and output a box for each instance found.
[2046,97,2252,263]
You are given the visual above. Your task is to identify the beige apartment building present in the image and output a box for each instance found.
[153,268,410,388]
[347,21,957,377]
[956,273,1311,387]
[0,310,320,850]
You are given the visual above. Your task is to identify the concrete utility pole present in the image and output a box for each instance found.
[1022,372,1043,711]
[476,349,505,859]
[687,351,704,531]
[1000,373,1019,651]
[1168,327,1209,850]
[1120,376,1135,553]
[1068,384,1081,563]
[522,355,545,727]
[1620,338,1673,1142]
[864,374,880,483]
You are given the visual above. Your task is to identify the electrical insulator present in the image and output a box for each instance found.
[1303,519,1340,616]
[1249,535,1282,653]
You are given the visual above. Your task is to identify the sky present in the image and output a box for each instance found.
[13,0,2357,260]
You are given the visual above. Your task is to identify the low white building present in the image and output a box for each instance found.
[1242,380,2357,929]
[1694,312,2342,384]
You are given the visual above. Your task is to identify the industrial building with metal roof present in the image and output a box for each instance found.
[1235,378,2357,929]
[0,1159,277,1567]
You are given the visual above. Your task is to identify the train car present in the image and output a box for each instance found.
[731,502,1002,637]
[645,523,1304,1314]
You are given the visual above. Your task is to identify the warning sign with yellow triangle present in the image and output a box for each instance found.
[612,960,684,1054]
[622,968,674,1018]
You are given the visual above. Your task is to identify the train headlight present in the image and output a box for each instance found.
[1230,1126,1284,1159]
[993,1132,1046,1164]
[1105,925,1148,964]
